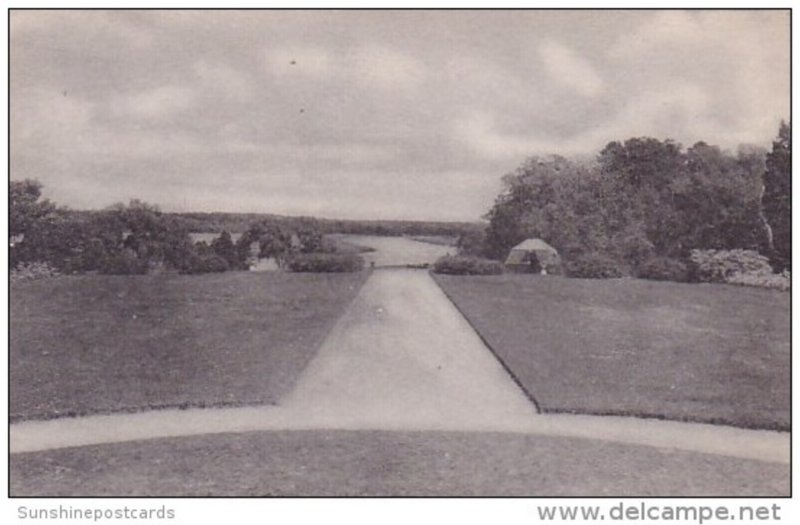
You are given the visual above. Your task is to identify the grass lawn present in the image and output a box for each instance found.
[11,271,368,421]
[433,274,790,431]
[10,429,788,496]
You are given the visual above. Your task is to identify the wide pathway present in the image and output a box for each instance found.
[11,269,789,467]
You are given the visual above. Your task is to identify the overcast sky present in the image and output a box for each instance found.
[10,10,789,221]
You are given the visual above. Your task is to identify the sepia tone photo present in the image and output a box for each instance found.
[8,9,790,497]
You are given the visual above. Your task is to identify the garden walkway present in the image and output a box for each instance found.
[11,269,788,466]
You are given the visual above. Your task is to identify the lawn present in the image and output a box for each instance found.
[10,271,368,421]
[433,274,790,430]
[10,429,787,496]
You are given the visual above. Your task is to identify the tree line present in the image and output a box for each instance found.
[9,192,334,275]
[462,122,790,278]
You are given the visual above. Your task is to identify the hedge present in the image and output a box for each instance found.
[285,252,365,273]
[565,252,624,279]
[431,255,504,275]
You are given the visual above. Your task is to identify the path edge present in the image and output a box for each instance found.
[429,271,543,414]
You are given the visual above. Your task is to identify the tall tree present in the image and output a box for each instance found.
[211,230,239,268]
[762,121,791,271]
[10,179,56,237]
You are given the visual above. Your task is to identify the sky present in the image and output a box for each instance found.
[10,10,790,221]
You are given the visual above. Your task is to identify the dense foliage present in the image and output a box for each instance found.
[285,252,365,273]
[762,121,791,271]
[165,211,483,239]
[688,249,773,283]
[564,252,624,279]
[431,255,505,275]
[9,186,358,275]
[10,196,200,274]
[477,126,789,281]
[635,256,690,283]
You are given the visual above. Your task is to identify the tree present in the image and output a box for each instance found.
[598,138,686,256]
[10,179,56,237]
[484,156,609,263]
[297,228,324,253]
[762,121,791,271]
[211,231,240,269]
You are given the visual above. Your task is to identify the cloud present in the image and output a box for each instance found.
[11,10,154,51]
[10,11,790,221]
[349,47,426,91]
[606,10,789,145]
[109,85,197,121]
[265,44,426,93]
[607,11,705,59]
[265,46,335,79]
[538,40,604,98]
[456,84,718,159]
[193,60,254,100]
[11,88,94,145]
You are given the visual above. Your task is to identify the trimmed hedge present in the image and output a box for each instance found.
[565,253,624,279]
[285,252,365,273]
[431,255,504,275]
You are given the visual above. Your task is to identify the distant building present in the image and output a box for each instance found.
[505,238,561,274]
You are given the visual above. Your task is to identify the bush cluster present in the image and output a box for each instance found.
[431,255,504,275]
[727,271,790,291]
[99,251,149,275]
[688,249,773,283]
[10,262,61,282]
[688,249,788,291]
[285,252,365,273]
[636,256,689,282]
[564,253,623,279]
[183,254,230,274]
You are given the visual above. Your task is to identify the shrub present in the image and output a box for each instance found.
[11,262,61,282]
[565,252,624,279]
[285,252,364,273]
[688,249,772,283]
[431,255,504,275]
[99,252,149,275]
[727,272,790,291]
[636,256,689,282]
[183,254,230,274]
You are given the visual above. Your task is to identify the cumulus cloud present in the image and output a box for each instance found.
[349,47,426,91]
[11,10,154,50]
[109,85,198,121]
[607,10,789,148]
[457,84,717,160]
[265,44,425,92]
[9,10,790,220]
[193,60,254,100]
[265,46,335,79]
[11,88,94,145]
[538,39,604,98]
[607,10,706,59]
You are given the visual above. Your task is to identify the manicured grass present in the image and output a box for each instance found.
[433,275,790,430]
[10,271,368,421]
[10,429,788,496]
